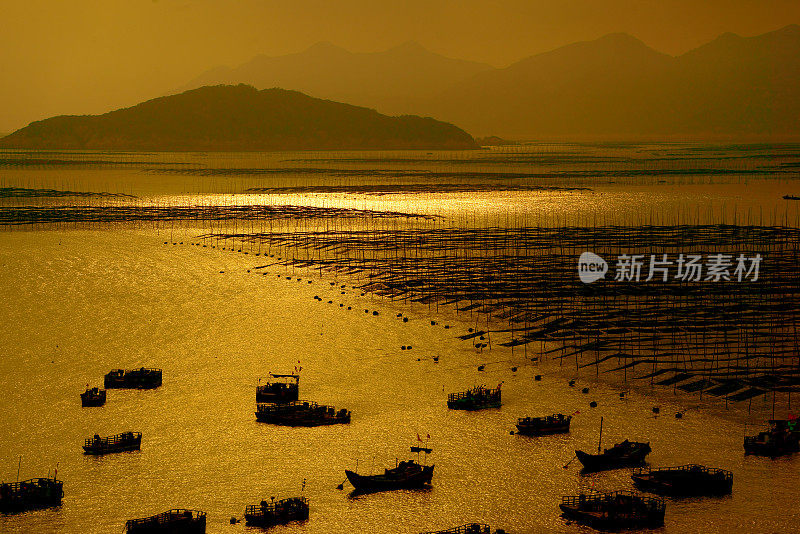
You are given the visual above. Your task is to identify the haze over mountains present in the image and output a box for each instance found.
[181,26,800,140]
[0,85,477,151]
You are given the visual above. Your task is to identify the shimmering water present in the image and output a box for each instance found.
[2,145,800,533]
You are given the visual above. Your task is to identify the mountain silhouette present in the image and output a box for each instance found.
[0,85,477,150]
[178,41,493,112]
[425,25,800,138]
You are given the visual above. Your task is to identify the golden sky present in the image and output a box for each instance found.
[2,0,799,132]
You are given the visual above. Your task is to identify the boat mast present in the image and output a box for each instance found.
[16,455,21,484]
[597,417,604,453]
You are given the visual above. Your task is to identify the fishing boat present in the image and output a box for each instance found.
[419,524,498,534]
[559,491,665,529]
[783,194,800,200]
[0,476,63,513]
[125,509,206,533]
[447,385,501,410]
[575,417,650,471]
[104,368,162,389]
[256,373,299,403]
[83,431,141,455]
[345,446,434,492]
[80,387,106,407]
[255,401,350,426]
[576,440,651,471]
[244,496,309,527]
[515,414,571,436]
[744,419,800,456]
[631,464,733,496]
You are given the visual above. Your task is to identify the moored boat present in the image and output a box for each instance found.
[255,401,350,426]
[256,373,300,403]
[244,496,309,527]
[345,446,434,492]
[80,387,106,407]
[346,460,434,492]
[419,524,501,534]
[744,419,800,456]
[576,440,651,471]
[125,509,206,533]
[559,491,665,530]
[516,413,571,436]
[447,385,501,410]
[104,368,162,389]
[0,477,63,513]
[83,431,141,455]
[631,464,733,496]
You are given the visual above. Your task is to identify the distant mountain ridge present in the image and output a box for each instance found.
[0,85,477,150]
[425,25,800,138]
[177,27,800,139]
[178,41,493,111]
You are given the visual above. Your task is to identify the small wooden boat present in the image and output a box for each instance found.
[575,417,650,471]
[559,491,665,529]
[631,464,733,496]
[83,432,141,455]
[447,386,501,410]
[80,387,106,407]
[783,194,800,200]
[256,373,299,403]
[125,509,206,533]
[576,441,651,471]
[744,419,800,456]
[255,401,350,426]
[516,414,571,436]
[0,477,63,513]
[419,524,497,534]
[346,460,434,492]
[346,446,434,492]
[104,368,162,389]
[244,496,309,527]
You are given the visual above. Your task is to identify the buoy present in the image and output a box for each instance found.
[619,392,626,398]
[569,380,576,387]
[535,375,542,381]
[401,346,406,350]
[589,401,598,408]
[675,412,683,419]
[511,367,517,372]
[403,317,409,322]
[652,406,660,414]
[510,431,515,435]
[407,346,412,350]
[581,387,589,394]
[478,365,485,371]
[372,311,379,315]
[444,325,450,329]
[230,517,238,524]
[468,328,474,333]
[347,306,351,310]
[431,321,437,325]
[433,356,439,362]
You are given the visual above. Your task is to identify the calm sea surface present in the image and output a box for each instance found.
[1,144,799,533]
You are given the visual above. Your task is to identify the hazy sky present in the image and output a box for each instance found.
[2,0,799,132]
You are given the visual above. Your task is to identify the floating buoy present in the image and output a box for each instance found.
[401,346,407,350]
[619,392,626,398]
[328,300,333,304]
[407,346,412,350]
[581,387,589,394]
[372,311,379,316]
[433,356,439,362]
[339,304,344,307]
[347,306,352,310]
[444,325,450,329]
[479,335,485,340]
[652,406,660,414]
[569,380,576,387]
[535,375,542,381]
[230,517,238,524]
[675,412,683,419]
[510,431,515,435]
[397,313,402,317]
[589,401,598,408]
[431,321,437,325]
[511,367,517,372]
[468,328,474,333]
[403,317,409,322]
